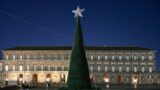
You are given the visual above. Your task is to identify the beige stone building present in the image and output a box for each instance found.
[0,46,160,85]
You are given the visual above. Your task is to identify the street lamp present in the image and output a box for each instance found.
[103,77,109,88]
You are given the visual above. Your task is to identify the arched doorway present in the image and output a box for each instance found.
[60,74,65,83]
[32,74,38,83]
[103,73,109,87]
[18,74,23,85]
[46,74,51,82]
[141,76,145,84]
[117,75,123,84]
[90,74,95,83]
[126,76,130,84]
[103,74,109,83]
[132,74,139,84]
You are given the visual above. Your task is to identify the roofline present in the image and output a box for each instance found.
[3,46,155,51]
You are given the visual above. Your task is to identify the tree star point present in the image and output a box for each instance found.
[72,6,85,18]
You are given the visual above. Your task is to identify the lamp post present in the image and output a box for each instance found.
[103,77,109,88]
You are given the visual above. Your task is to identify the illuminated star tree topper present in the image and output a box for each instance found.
[72,6,85,18]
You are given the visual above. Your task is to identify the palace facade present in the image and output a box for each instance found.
[0,46,160,85]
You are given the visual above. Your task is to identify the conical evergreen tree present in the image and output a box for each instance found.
[67,16,92,90]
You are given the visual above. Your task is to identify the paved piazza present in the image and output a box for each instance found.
[1,85,160,90]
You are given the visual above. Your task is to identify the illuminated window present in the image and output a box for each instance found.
[134,56,137,60]
[91,56,93,60]
[20,55,22,60]
[112,66,115,72]
[27,66,29,71]
[142,56,145,61]
[119,56,122,60]
[6,55,9,60]
[98,66,100,72]
[34,66,36,71]
[90,66,93,71]
[19,65,23,71]
[98,56,100,60]
[5,65,8,71]
[112,55,115,60]
[142,66,145,72]
[105,56,108,60]
[13,55,15,60]
[27,55,29,59]
[134,66,137,72]
[149,66,153,72]
[126,56,129,60]
[149,56,152,60]
[62,56,64,60]
[126,66,129,72]
[105,66,108,71]
[119,66,122,72]
[13,65,15,71]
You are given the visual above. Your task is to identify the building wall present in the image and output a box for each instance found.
[0,49,160,85]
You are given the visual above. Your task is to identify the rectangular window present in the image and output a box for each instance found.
[105,66,108,71]
[57,66,62,71]
[142,56,145,61]
[98,56,100,60]
[134,56,137,60]
[20,55,22,60]
[64,67,68,71]
[13,65,15,71]
[149,56,152,60]
[29,66,33,71]
[13,55,16,60]
[126,66,129,72]
[134,66,137,72]
[34,65,36,71]
[5,65,8,71]
[112,66,115,72]
[105,56,108,60]
[142,67,145,72]
[149,66,153,72]
[27,55,29,60]
[119,56,122,60]
[90,66,93,71]
[112,55,115,60]
[62,56,64,60]
[62,66,64,71]
[91,56,93,60]
[27,66,29,71]
[126,56,129,60]
[48,65,50,71]
[6,55,9,60]
[98,66,100,72]
[19,65,23,71]
[119,66,122,72]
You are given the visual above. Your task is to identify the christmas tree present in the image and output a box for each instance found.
[67,6,92,90]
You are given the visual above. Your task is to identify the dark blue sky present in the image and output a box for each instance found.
[0,0,160,70]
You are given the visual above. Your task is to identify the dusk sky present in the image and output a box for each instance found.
[0,0,160,70]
